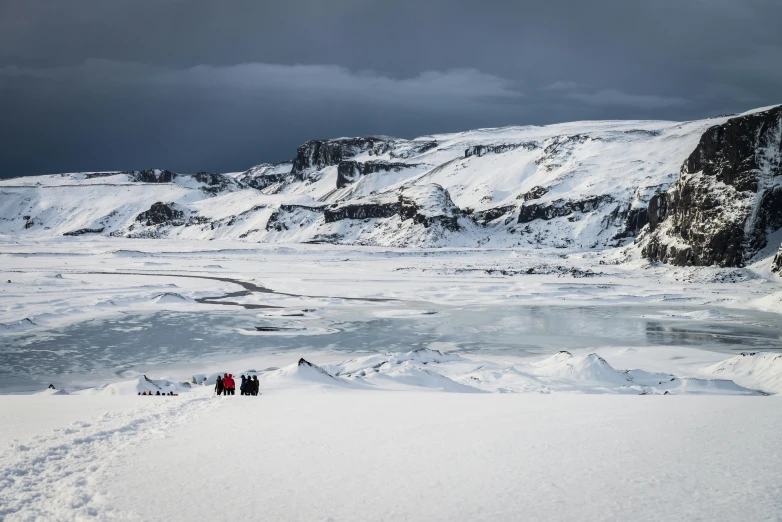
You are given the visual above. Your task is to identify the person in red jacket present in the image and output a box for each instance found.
[224,373,235,395]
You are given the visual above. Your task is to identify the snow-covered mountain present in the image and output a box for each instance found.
[2,105,780,261]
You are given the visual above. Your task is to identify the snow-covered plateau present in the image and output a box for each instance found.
[2,105,782,521]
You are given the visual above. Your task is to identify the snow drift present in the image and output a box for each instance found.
[705,351,782,394]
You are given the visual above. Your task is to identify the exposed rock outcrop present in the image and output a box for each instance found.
[63,227,105,236]
[324,200,400,222]
[772,244,782,273]
[464,142,536,158]
[192,172,241,194]
[324,184,460,231]
[236,164,289,191]
[135,202,185,226]
[291,137,391,177]
[641,106,782,267]
[517,186,549,202]
[471,205,516,226]
[130,169,177,183]
[518,195,615,223]
[336,160,414,189]
[265,204,323,232]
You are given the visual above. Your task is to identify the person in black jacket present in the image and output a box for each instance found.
[215,375,224,396]
[252,375,260,396]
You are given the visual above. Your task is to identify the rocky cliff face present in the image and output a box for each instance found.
[290,137,391,177]
[641,106,782,267]
[129,169,177,183]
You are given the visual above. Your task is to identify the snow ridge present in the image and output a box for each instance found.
[0,113,740,249]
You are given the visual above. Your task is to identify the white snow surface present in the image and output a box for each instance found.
[1,385,781,521]
[2,239,782,519]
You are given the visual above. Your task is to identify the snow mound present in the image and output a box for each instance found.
[103,375,191,395]
[325,348,464,376]
[0,318,37,332]
[655,377,760,395]
[258,358,349,389]
[351,361,482,393]
[35,388,70,395]
[705,352,782,394]
[389,348,464,365]
[459,366,548,394]
[533,352,632,385]
[149,292,191,304]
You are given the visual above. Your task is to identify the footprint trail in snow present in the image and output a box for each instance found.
[0,395,218,521]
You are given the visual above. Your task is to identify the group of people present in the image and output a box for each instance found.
[215,373,260,396]
[138,391,178,396]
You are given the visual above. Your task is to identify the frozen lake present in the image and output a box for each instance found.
[3,304,782,392]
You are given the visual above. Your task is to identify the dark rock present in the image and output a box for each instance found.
[324,185,460,232]
[518,195,614,223]
[192,172,240,194]
[297,358,338,379]
[324,201,400,222]
[517,186,549,202]
[399,187,460,231]
[464,142,537,158]
[255,326,292,332]
[63,227,105,236]
[772,244,782,273]
[291,137,391,177]
[130,169,177,183]
[84,172,122,179]
[608,206,649,239]
[135,202,185,226]
[470,205,516,225]
[642,106,782,267]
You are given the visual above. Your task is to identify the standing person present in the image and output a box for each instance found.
[215,375,224,396]
[252,375,259,395]
[240,375,247,396]
[225,374,235,395]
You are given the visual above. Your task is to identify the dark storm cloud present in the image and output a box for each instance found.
[0,0,780,177]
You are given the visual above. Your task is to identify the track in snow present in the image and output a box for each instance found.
[0,395,218,521]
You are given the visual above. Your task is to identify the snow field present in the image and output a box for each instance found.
[3,391,779,521]
[0,394,219,521]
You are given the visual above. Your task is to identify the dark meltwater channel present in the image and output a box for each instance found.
[2,305,782,391]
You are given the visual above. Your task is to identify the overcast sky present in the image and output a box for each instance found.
[1,0,780,178]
